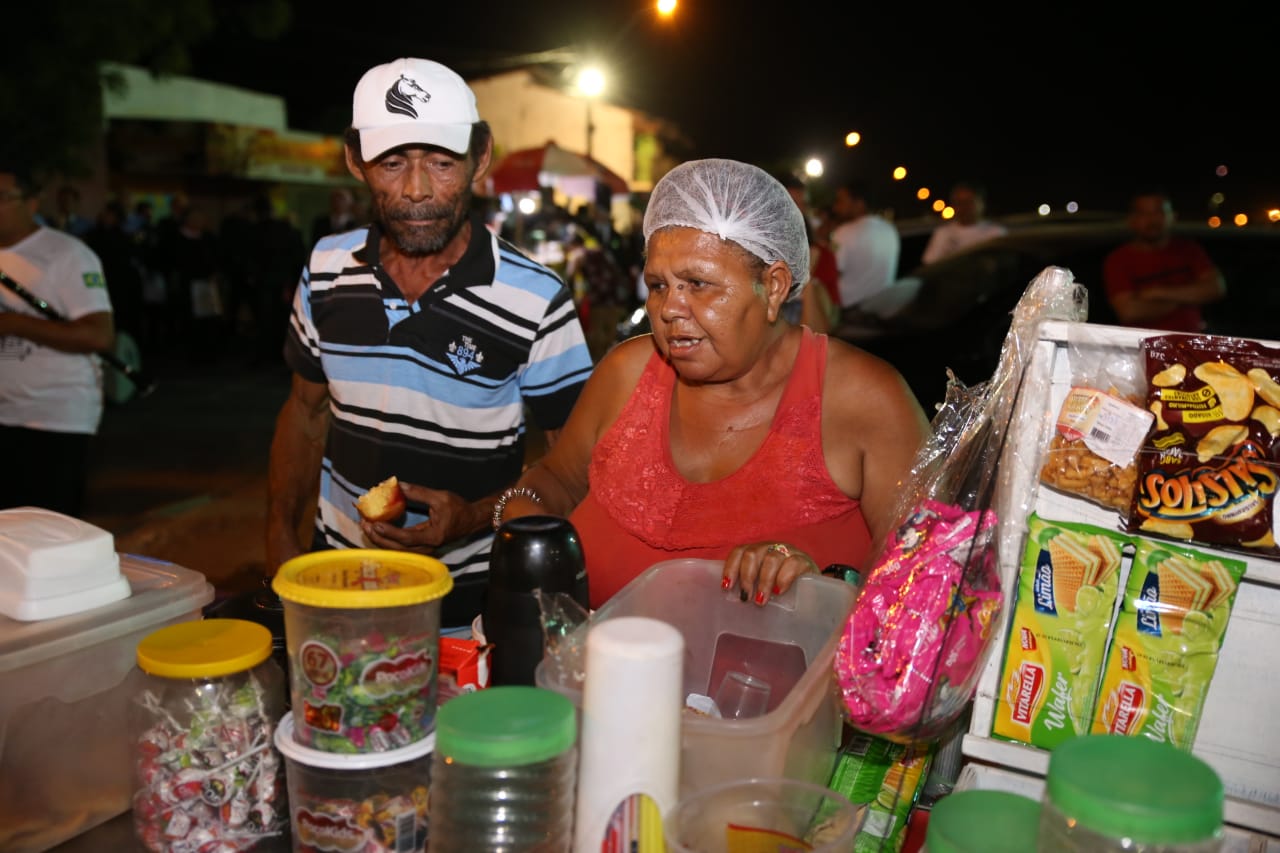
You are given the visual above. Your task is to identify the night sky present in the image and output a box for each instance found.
[188,2,1277,220]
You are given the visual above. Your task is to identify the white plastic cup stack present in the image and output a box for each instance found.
[572,616,684,853]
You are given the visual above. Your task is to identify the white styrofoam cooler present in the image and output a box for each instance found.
[0,553,213,852]
[962,320,1280,843]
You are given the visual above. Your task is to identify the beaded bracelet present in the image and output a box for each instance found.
[492,486,543,530]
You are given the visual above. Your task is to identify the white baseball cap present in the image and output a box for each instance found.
[352,58,480,159]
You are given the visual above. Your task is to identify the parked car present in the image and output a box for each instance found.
[834,220,1280,410]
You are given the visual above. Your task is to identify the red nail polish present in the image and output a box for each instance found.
[772,585,781,596]
[721,576,732,589]
[755,591,766,605]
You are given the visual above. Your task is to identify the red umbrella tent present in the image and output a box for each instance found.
[487,142,629,197]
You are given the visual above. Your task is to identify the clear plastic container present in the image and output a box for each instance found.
[0,553,212,853]
[131,618,288,852]
[536,558,858,797]
[274,712,433,853]
[923,789,1041,852]
[272,550,453,753]
[428,686,576,852]
[664,776,864,853]
[1039,734,1224,852]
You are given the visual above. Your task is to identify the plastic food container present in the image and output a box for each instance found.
[272,550,453,753]
[429,686,577,851]
[923,789,1041,852]
[0,554,213,853]
[1040,734,1225,852]
[275,711,433,853]
[131,619,288,851]
[664,776,863,853]
[536,558,858,797]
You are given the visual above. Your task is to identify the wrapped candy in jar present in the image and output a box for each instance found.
[131,618,288,852]
[274,712,433,853]
[271,550,453,754]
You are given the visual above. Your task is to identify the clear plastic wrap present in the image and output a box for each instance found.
[835,266,1088,745]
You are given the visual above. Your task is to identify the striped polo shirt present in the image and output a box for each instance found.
[285,214,592,594]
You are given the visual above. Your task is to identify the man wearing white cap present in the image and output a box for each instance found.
[266,58,593,628]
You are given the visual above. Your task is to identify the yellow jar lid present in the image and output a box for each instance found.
[137,618,273,679]
[271,550,453,609]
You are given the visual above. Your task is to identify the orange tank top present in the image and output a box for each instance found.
[570,328,872,607]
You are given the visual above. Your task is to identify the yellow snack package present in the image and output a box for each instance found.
[993,515,1129,749]
[1092,538,1246,749]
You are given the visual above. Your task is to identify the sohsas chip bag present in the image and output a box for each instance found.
[1091,537,1246,750]
[993,515,1129,749]
[1129,333,1280,557]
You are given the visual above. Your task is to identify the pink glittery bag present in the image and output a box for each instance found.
[834,267,1089,744]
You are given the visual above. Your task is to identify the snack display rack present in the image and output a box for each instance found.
[957,320,1280,845]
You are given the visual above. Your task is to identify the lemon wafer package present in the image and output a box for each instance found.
[1128,333,1280,557]
[992,514,1130,749]
[1091,537,1246,750]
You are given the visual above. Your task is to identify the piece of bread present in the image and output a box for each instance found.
[355,476,406,522]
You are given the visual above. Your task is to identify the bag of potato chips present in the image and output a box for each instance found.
[1091,537,1245,750]
[1128,333,1280,557]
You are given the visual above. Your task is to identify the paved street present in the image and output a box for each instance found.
[83,354,292,599]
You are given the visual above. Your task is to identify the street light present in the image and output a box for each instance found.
[576,65,606,160]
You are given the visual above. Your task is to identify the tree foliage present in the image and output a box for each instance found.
[1,0,290,180]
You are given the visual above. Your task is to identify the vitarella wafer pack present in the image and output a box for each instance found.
[1129,333,1280,557]
[1091,537,1246,750]
[992,515,1129,749]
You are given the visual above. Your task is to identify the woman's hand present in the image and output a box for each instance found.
[722,541,819,606]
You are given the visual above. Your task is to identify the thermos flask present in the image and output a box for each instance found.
[484,515,590,685]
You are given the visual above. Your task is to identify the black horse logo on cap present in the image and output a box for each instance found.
[385,74,431,119]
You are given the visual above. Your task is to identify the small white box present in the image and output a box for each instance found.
[0,508,129,620]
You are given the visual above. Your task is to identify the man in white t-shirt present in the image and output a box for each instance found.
[921,181,1007,265]
[830,179,901,309]
[0,165,114,517]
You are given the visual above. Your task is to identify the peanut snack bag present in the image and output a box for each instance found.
[1092,537,1245,750]
[993,515,1128,749]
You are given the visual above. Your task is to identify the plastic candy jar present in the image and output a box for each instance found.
[271,550,453,754]
[428,686,577,852]
[1039,734,1224,852]
[923,788,1041,852]
[131,618,288,851]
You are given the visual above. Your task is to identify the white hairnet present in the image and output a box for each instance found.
[643,158,810,299]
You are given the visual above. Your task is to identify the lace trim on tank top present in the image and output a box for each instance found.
[588,329,860,550]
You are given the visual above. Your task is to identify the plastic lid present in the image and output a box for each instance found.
[136,618,272,678]
[1046,734,1223,844]
[274,711,435,770]
[435,686,575,767]
[272,550,453,609]
[925,790,1041,853]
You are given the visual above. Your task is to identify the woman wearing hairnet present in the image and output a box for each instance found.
[497,159,931,607]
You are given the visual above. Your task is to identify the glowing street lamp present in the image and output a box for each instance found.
[892,166,907,181]
[804,158,824,178]
[845,131,861,147]
[576,65,606,160]
[657,0,677,16]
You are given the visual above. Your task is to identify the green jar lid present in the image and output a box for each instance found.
[1047,734,1223,844]
[925,790,1041,853]
[435,686,576,768]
